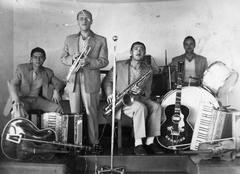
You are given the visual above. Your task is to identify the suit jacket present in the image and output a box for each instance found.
[61,31,108,93]
[3,63,65,116]
[103,59,153,119]
[169,53,208,84]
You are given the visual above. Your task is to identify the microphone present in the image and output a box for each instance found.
[112,36,118,41]
[112,36,118,52]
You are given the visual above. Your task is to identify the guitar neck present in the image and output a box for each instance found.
[174,73,183,114]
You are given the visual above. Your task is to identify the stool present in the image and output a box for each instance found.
[117,119,122,148]
[28,109,45,128]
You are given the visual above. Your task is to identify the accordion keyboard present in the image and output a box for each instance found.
[190,102,215,150]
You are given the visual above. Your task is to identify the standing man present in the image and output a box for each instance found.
[3,47,65,118]
[103,41,164,155]
[61,10,108,150]
[169,36,208,87]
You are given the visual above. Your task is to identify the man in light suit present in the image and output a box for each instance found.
[169,36,208,87]
[3,47,65,118]
[103,41,164,155]
[60,10,108,150]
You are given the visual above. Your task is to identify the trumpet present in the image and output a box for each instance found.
[65,44,91,82]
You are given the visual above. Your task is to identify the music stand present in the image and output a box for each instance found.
[98,36,125,174]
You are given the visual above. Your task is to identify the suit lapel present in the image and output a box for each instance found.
[194,55,201,77]
[26,64,33,87]
[88,36,96,55]
[139,63,150,87]
[122,61,129,86]
[41,68,49,92]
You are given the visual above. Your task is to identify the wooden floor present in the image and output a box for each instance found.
[1,125,240,174]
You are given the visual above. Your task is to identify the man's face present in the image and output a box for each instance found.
[77,12,92,31]
[31,52,45,67]
[130,44,146,61]
[183,38,195,53]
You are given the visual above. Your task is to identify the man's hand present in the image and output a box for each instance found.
[52,89,61,104]
[130,85,142,95]
[73,52,80,61]
[107,94,113,104]
[11,101,28,119]
[79,56,90,67]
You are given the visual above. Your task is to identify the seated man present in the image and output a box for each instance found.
[3,47,65,118]
[168,36,208,88]
[103,41,164,155]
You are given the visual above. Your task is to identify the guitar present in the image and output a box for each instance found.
[157,61,193,150]
[1,118,103,161]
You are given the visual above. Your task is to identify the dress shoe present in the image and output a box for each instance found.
[134,145,147,155]
[147,143,165,155]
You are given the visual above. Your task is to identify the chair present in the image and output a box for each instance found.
[28,109,45,128]
[117,114,134,148]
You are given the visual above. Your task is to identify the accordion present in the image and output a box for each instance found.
[42,112,83,145]
[190,101,229,150]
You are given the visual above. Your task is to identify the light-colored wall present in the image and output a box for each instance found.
[1,0,240,133]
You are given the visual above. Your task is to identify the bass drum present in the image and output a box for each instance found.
[160,86,219,128]
[202,61,239,98]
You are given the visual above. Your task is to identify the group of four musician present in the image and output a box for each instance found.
[3,9,208,155]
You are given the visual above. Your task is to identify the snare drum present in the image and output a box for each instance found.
[202,61,239,98]
[160,86,219,127]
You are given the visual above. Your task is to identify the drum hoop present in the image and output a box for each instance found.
[217,72,239,97]
[160,86,212,104]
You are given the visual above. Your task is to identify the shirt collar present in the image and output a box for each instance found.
[126,58,147,69]
[76,30,95,38]
[29,63,44,72]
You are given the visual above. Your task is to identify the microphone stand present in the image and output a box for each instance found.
[98,36,125,174]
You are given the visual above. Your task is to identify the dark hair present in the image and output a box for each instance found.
[130,41,146,52]
[30,47,46,57]
[77,10,92,20]
[183,36,196,45]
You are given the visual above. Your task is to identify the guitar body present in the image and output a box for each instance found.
[158,104,193,150]
[1,118,103,161]
[1,118,56,161]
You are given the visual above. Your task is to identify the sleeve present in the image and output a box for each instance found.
[203,58,208,74]
[51,76,65,90]
[60,37,74,66]
[8,65,22,102]
[102,67,113,97]
[49,69,66,94]
[142,70,153,98]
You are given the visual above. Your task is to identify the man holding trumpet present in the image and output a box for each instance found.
[61,9,108,152]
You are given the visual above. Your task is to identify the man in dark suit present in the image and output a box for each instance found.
[60,10,108,150]
[4,47,65,118]
[169,36,208,87]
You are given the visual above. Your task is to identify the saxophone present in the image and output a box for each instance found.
[102,69,152,118]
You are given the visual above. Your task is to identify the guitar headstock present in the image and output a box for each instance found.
[177,61,184,73]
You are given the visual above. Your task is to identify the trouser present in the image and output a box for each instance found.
[68,72,99,145]
[20,97,63,113]
[122,99,161,140]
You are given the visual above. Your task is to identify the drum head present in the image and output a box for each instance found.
[218,72,239,98]
[160,86,219,128]
[202,61,239,98]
